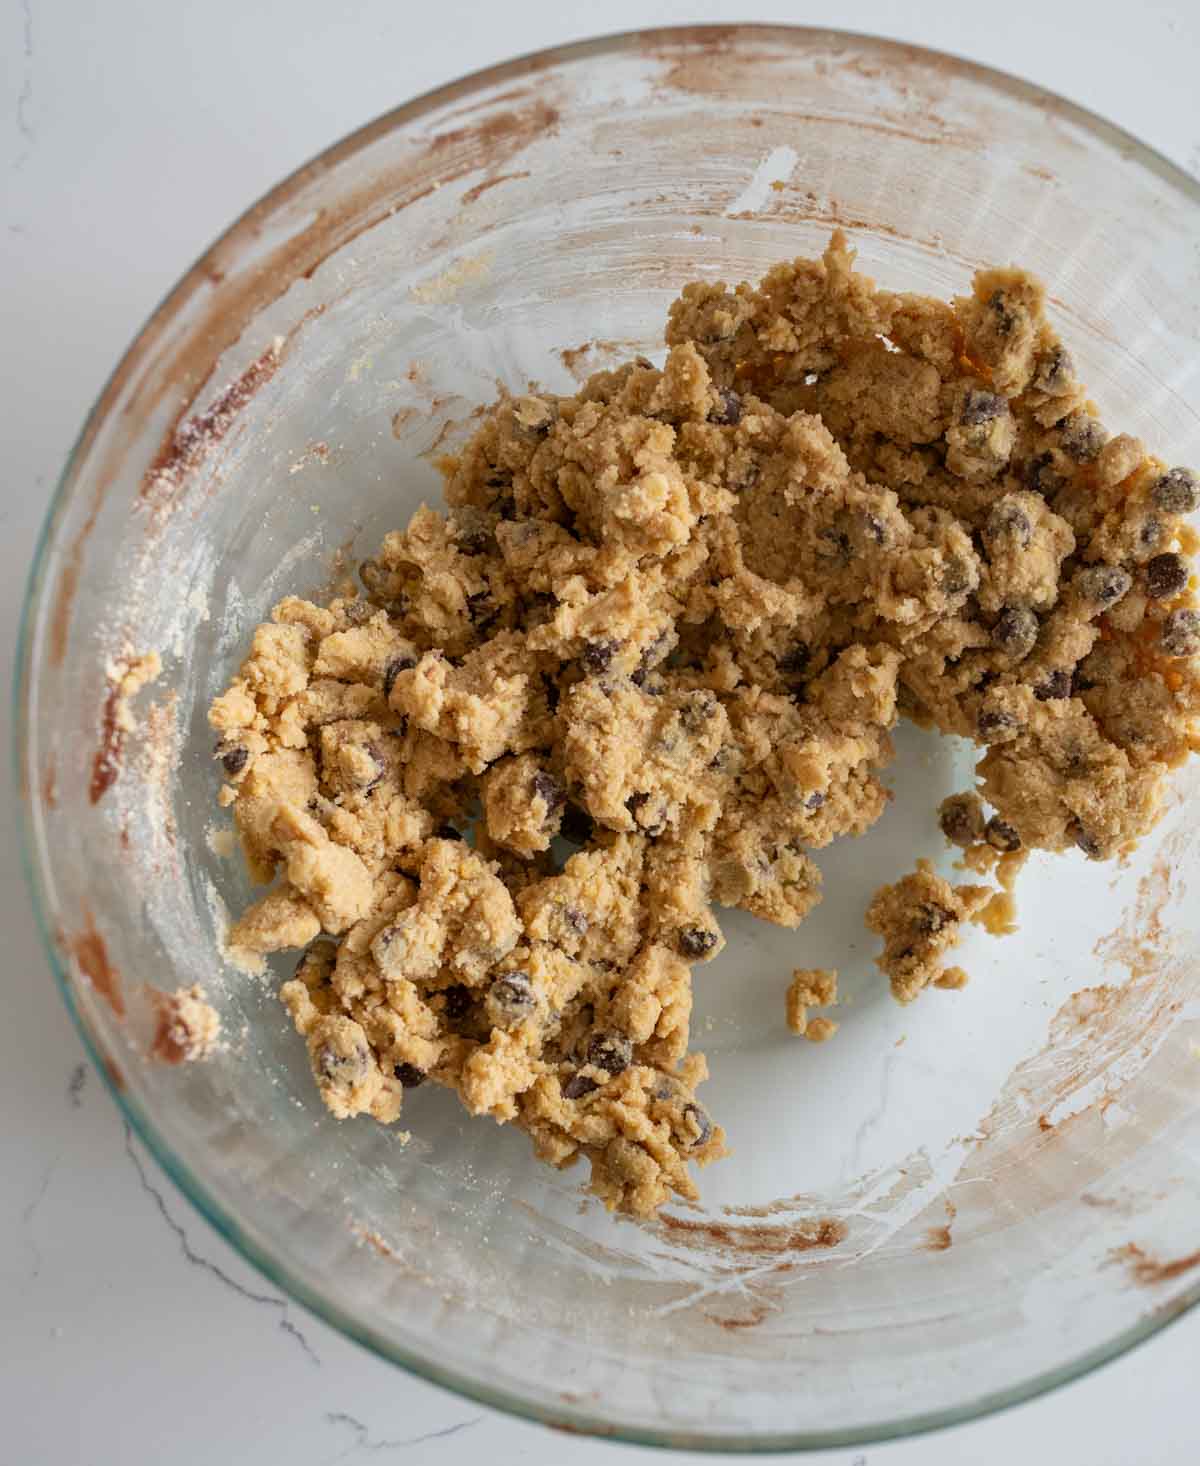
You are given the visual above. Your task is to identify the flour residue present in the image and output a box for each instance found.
[409,250,495,305]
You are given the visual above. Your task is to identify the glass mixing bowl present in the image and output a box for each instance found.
[16,24,1200,1452]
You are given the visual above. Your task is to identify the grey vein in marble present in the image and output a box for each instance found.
[122,1124,321,1365]
[848,1052,900,1179]
[15,0,35,155]
[20,1154,58,1279]
[324,1411,482,1458]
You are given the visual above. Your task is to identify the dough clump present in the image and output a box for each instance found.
[210,233,1200,1216]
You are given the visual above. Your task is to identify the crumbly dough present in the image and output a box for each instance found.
[151,985,222,1063]
[865,860,991,1002]
[209,232,1200,1217]
[106,649,163,732]
[786,968,839,1040]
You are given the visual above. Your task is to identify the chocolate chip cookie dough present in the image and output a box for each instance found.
[210,231,1200,1217]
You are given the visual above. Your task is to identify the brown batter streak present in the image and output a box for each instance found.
[144,345,282,505]
[706,1299,777,1331]
[460,170,531,206]
[659,1213,847,1258]
[69,911,124,1018]
[89,681,124,804]
[41,753,58,810]
[1111,1242,1200,1285]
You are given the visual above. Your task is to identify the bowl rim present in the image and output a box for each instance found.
[15,21,1200,1453]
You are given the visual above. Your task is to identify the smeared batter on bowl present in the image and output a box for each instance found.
[209,232,1200,1217]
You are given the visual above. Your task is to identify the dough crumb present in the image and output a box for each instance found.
[106,649,163,733]
[865,860,990,1002]
[151,985,222,1063]
[786,968,839,1039]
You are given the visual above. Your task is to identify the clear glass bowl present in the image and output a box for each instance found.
[16,25,1200,1452]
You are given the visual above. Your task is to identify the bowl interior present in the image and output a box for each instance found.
[19,26,1200,1450]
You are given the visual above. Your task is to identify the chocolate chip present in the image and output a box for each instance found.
[359,741,388,792]
[678,690,718,732]
[587,1032,633,1075]
[940,556,974,596]
[442,985,472,1021]
[581,638,619,675]
[710,387,742,425]
[563,1072,598,1100]
[988,291,1016,335]
[1075,565,1132,608]
[486,971,535,1023]
[1068,819,1102,859]
[635,630,671,683]
[1058,412,1108,463]
[1151,467,1200,516]
[218,744,249,776]
[805,790,826,811]
[1144,553,1189,600]
[383,654,416,699]
[816,527,851,563]
[626,791,666,836]
[340,599,375,626]
[862,512,888,546]
[531,770,565,813]
[992,606,1039,659]
[1060,742,1090,777]
[393,1062,426,1087]
[1162,608,1200,657]
[1025,452,1063,495]
[683,1103,713,1147]
[732,460,760,492]
[985,499,1032,549]
[677,927,718,959]
[1137,516,1167,556]
[939,794,984,848]
[466,589,496,627]
[559,802,594,846]
[1033,345,1075,395]
[985,817,1021,852]
[564,905,589,936]
[918,903,953,935]
[777,643,810,683]
[1034,669,1072,701]
[514,401,555,438]
[960,389,1007,426]
[978,705,1019,741]
[318,1042,369,1081]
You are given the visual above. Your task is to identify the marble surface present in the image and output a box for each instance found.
[4,1,1199,1461]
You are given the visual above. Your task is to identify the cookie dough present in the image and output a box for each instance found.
[210,231,1200,1217]
[151,985,222,1063]
[786,968,839,1040]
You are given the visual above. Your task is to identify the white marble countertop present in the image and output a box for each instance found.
[4,1,1200,1461]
